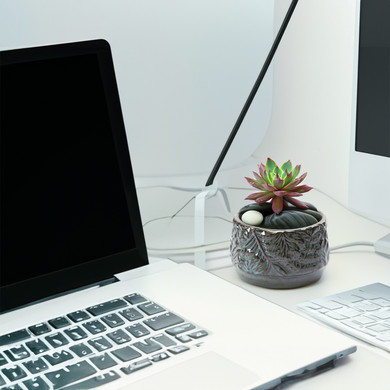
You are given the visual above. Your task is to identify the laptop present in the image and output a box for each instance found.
[0,39,356,390]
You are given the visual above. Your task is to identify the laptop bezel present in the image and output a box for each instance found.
[0,39,149,313]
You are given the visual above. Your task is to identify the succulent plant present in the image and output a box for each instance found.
[245,158,313,215]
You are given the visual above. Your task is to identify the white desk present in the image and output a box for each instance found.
[209,190,390,389]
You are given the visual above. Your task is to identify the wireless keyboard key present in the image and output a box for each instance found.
[0,329,31,346]
[144,312,184,331]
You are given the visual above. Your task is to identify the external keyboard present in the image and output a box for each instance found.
[0,293,208,390]
[298,283,390,352]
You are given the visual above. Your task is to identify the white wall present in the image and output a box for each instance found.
[253,0,358,206]
[0,0,278,186]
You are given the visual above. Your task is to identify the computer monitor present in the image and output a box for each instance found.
[349,0,390,228]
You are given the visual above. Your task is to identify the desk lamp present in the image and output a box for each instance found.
[144,0,299,268]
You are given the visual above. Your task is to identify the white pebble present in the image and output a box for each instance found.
[241,210,264,226]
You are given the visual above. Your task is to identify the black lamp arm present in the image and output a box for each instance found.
[205,0,299,187]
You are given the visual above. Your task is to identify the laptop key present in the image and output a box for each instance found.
[45,361,97,389]
[138,302,165,315]
[120,308,144,322]
[23,376,51,390]
[49,317,71,329]
[121,358,152,375]
[87,299,128,316]
[0,329,31,346]
[152,333,177,347]
[64,326,88,341]
[168,345,190,355]
[83,320,107,335]
[189,330,208,339]
[67,310,91,323]
[150,352,170,362]
[89,353,117,370]
[23,357,49,374]
[107,329,131,344]
[54,370,120,390]
[4,345,30,362]
[126,324,150,338]
[28,323,51,336]
[25,339,50,355]
[123,293,147,305]
[2,365,27,382]
[69,343,93,358]
[101,313,125,328]
[144,312,184,331]
[133,339,162,354]
[88,336,113,352]
[112,346,141,362]
[0,353,8,366]
[44,350,73,366]
[45,332,69,348]
[2,385,23,390]
[166,323,195,336]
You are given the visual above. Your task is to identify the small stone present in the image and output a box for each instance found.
[241,210,264,226]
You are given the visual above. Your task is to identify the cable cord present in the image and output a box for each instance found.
[329,241,374,252]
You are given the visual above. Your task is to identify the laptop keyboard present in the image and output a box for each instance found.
[0,293,208,390]
[297,283,390,352]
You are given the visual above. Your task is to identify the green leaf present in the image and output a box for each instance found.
[283,170,294,186]
[265,158,277,173]
[281,160,292,173]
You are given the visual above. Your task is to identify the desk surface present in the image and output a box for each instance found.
[210,190,390,389]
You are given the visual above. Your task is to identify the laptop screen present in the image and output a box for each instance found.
[0,40,148,313]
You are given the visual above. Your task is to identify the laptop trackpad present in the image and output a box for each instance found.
[119,351,260,390]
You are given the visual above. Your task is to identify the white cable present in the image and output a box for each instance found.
[330,241,374,252]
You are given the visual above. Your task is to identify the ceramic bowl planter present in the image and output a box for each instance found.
[230,211,329,289]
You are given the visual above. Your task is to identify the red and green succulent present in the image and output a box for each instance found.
[245,158,313,215]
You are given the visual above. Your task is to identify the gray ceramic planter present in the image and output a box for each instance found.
[230,212,329,289]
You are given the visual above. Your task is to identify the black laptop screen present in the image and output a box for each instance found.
[0,40,148,312]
